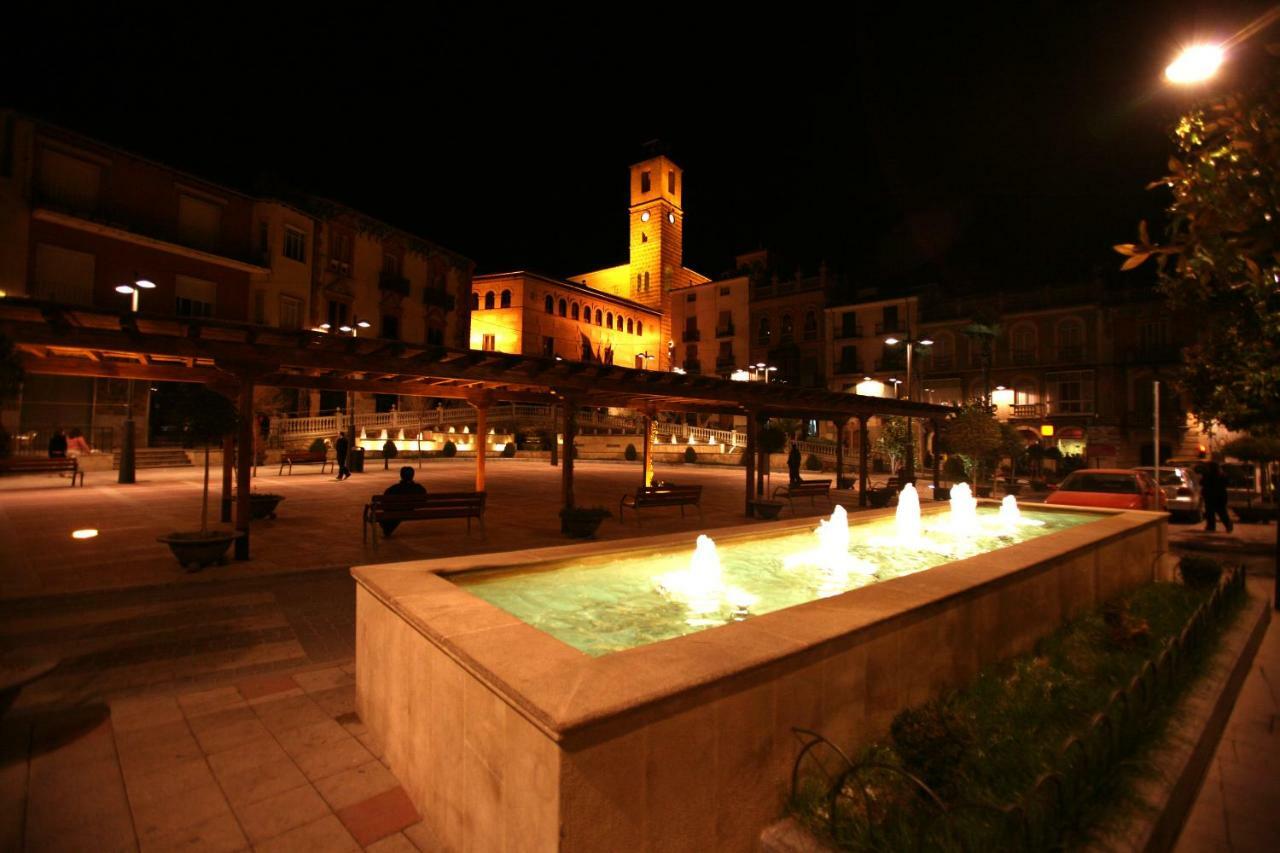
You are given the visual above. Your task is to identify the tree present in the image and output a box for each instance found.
[1115,47,1280,603]
[962,314,1000,405]
[875,416,915,473]
[941,402,1002,487]
[169,385,239,534]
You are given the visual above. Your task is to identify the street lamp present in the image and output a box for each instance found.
[114,278,156,313]
[753,363,778,384]
[884,325,932,483]
[1165,44,1225,84]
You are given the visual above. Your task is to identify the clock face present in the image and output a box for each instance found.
[640,211,650,222]
[667,212,675,224]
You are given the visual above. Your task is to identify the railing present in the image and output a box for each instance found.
[835,360,862,375]
[1010,403,1044,418]
[1126,344,1182,364]
[715,325,735,338]
[715,355,737,371]
[874,322,904,335]
[379,272,411,296]
[1055,345,1085,363]
[929,355,954,370]
[875,357,906,371]
[423,288,455,310]
[682,328,701,342]
[1047,400,1094,416]
[681,360,702,374]
[834,325,862,340]
[1009,349,1037,365]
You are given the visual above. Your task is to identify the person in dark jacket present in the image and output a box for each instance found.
[380,466,426,537]
[47,427,67,459]
[787,441,802,485]
[335,433,351,480]
[1199,461,1233,533]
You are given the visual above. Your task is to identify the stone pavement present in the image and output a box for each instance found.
[0,458,838,600]
[1175,594,1280,853]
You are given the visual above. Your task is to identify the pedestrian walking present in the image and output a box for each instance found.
[335,433,351,480]
[1199,461,1233,533]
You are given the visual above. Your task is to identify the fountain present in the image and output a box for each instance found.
[949,482,979,534]
[999,494,1021,526]
[783,505,877,593]
[895,483,923,544]
[656,534,757,622]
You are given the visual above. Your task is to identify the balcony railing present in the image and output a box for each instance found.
[874,357,905,371]
[682,360,702,374]
[1047,400,1095,416]
[929,355,954,370]
[715,355,736,370]
[836,359,862,375]
[682,328,701,343]
[1055,345,1085,363]
[874,321,905,336]
[1126,344,1182,364]
[834,325,862,340]
[379,272,411,297]
[715,324,735,338]
[422,288,456,310]
[1009,349,1037,366]
[1010,403,1044,418]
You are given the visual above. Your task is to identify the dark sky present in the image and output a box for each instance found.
[3,3,1273,295]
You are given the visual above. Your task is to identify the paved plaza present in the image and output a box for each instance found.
[0,459,1276,850]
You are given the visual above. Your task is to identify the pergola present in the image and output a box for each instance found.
[1,298,953,557]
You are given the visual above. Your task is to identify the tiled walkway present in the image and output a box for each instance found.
[2,666,437,852]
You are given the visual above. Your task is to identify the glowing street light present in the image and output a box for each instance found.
[114,278,156,312]
[1165,44,1225,84]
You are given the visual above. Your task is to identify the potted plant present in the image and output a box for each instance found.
[868,488,895,509]
[245,492,285,520]
[156,386,241,570]
[750,499,785,520]
[560,506,611,538]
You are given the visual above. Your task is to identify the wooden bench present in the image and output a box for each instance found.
[363,491,486,546]
[619,485,703,523]
[0,457,84,486]
[771,479,832,513]
[279,449,332,475]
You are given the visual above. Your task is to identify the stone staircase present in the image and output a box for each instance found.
[111,448,193,469]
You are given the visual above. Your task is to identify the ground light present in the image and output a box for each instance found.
[71,529,99,539]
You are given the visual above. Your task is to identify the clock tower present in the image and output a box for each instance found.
[628,153,683,363]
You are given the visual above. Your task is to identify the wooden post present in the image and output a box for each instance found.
[549,403,558,467]
[560,399,577,524]
[745,408,758,517]
[234,378,255,560]
[220,434,234,522]
[642,408,656,486]
[472,398,488,492]
[931,418,941,497]
[834,417,848,490]
[756,413,766,499]
[859,415,869,507]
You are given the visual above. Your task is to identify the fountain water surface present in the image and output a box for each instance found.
[656,534,757,623]
[948,482,980,534]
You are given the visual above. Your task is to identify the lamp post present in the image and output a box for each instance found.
[114,278,155,484]
[884,329,933,484]
[753,363,778,384]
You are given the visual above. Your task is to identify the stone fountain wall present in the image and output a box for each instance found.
[353,506,1166,851]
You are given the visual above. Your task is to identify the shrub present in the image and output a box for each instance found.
[308,437,327,454]
[943,455,968,483]
[684,446,697,463]
[624,443,638,461]
[805,453,823,472]
[890,703,973,797]
[442,440,457,458]
[501,441,516,458]
[1179,555,1223,590]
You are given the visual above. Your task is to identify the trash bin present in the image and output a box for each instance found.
[349,447,365,473]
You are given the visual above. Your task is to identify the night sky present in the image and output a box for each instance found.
[3,3,1273,296]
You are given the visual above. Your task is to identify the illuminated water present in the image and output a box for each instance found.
[453,504,1101,657]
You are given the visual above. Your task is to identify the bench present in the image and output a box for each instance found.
[771,479,832,514]
[279,450,332,475]
[363,491,486,546]
[619,485,703,523]
[0,457,84,486]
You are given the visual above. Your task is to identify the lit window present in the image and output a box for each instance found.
[482,333,496,352]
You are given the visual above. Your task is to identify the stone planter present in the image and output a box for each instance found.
[868,488,894,508]
[751,500,784,520]
[933,486,951,501]
[248,493,285,520]
[157,531,240,570]
[559,509,610,539]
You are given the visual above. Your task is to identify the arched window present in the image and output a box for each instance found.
[635,274,642,295]
[1009,323,1037,364]
[484,291,495,310]
[595,309,603,325]
[803,310,817,340]
[606,312,614,329]
[635,353,645,369]
[626,318,634,334]
[636,320,643,336]
[500,290,511,308]
[1056,318,1084,361]
[758,317,771,344]
[571,302,580,320]
[470,292,480,311]
[544,295,554,314]
[643,271,650,292]
[558,299,567,317]
[781,314,794,342]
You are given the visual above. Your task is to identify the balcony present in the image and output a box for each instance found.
[874,322,905,336]
[423,288,456,311]
[1047,400,1095,416]
[682,328,701,343]
[1009,349,1037,366]
[1009,403,1044,418]
[929,355,954,371]
[1126,344,1182,364]
[715,355,736,371]
[379,272,411,297]
[834,325,862,340]
[715,324,735,338]
[682,360,702,374]
[874,357,905,372]
[836,358,862,375]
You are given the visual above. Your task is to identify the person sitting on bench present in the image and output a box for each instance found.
[380,466,426,537]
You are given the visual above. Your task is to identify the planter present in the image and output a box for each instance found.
[837,476,855,490]
[157,530,240,570]
[560,509,610,539]
[751,499,785,520]
[868,489,894,509]
[248,493,285,520]
[933,486,952,501]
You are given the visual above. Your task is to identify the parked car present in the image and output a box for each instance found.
[1044,469,1168,512]
[1132,466,1202,522]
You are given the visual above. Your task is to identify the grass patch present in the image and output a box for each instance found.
[792,572,1245,851]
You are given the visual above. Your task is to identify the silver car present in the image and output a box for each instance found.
[1133,466,1202,522]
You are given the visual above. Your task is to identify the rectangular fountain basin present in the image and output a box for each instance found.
[352,502,1167,852]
